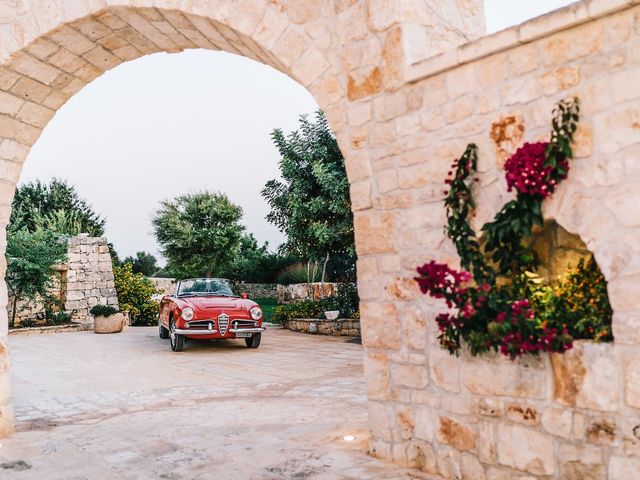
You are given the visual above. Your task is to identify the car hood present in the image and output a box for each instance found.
[182,296,252,313]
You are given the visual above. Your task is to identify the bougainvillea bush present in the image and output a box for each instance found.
[416,98,613,359]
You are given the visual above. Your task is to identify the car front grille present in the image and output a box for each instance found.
[218,313,229,336]
[186,320,215,330]
[232,320,257,328]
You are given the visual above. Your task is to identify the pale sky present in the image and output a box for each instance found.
[21,0,575,263]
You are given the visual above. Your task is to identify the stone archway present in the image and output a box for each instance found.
[0,0,485,441]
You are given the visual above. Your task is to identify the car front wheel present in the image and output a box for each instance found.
[169,317,184,352]
[159,318,169,339]
[245,333,261,349]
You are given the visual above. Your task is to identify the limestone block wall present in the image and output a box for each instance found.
[277,282,339,304]
[283,318,361,337]
[65,235,118,322]
[355,3,640,478]
[8,236,117,325]
[232,283,277,299]
[148,277,176,297]
[0,0,635,477]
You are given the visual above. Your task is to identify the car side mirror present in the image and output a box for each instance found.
[241,292,248,299]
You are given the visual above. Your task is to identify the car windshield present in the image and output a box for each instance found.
[177,278,235,297]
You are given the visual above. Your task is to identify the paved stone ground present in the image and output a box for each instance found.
[0,326,430,479]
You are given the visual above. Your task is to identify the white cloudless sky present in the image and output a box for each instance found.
[21,0,575,263]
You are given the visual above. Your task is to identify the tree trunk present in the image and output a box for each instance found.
[320,252,330,298]
[306,259,312,298]
[10,294,18,329]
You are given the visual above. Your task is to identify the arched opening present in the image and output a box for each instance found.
[0,6,398,477]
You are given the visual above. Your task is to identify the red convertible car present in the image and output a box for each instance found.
[158,278,265,352]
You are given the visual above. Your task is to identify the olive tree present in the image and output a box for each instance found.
[152,191,244,278]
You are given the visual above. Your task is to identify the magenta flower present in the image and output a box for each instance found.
[504,142,568,197]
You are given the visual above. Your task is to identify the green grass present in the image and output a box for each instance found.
[253,297,278,323]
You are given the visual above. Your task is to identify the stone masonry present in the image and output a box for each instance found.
[65,235,118,322]
[9,234,117,326]
[0,1,637,478]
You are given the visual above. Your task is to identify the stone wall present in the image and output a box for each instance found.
[357,3,640,478]
[0,1,636,476]
[147,280,336,303]
[65,235,118,322]
[283,318,361,337]
[9,235,117,326]
[148,277,176,297]
[277,283,339,304]
[232,283,277,299]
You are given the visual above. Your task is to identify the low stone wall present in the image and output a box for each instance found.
[233,283,277,299]
[148,277,176,297]
[146,280,340,303]
[9,235,117,326]
[283,318,360,337]
[277,283,339,303]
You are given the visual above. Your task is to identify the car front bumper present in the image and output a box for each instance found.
[173,327,266,335]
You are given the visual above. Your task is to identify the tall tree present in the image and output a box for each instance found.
[262,110,354,283]
[123,251,159,277]
[11,178,105,236]
[152,191,244,278]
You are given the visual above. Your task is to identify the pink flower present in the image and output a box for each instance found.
[504,142,568,198]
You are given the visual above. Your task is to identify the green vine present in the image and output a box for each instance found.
[443,144,495,285]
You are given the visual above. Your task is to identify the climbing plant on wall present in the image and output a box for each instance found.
[415,98,613,359]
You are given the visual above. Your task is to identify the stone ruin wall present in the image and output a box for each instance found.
[359,3,640,478]
[9,235,118,326]
[64,235,118,322]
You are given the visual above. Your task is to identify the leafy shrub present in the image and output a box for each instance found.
[529,257,612,342]
[113,263,159,326]
[328,283,360,319]
[44,300,73,325]
[270,283,360,323]
[271,299,329,323]
[90,304,119,318]
[276,262,317,285]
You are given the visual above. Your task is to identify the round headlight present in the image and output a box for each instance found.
[181,307,194,321]
[250,307,263,321]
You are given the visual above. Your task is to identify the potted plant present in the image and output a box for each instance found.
[90,304,126,334]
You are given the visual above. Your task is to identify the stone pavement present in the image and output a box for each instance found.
[0,326,431,479]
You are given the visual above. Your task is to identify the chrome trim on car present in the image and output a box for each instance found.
[218,313,229,336]
[228,327,266,333]
[174,328,218,335]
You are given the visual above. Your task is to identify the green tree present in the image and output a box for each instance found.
[262,110,355,283]
[221,233,295,283]
[123,251,158,277]
[6,228,68,327]
[113,263,159,326]
[152,191,244,278]
[11,178,105,236]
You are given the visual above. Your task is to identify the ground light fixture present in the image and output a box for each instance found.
[343,435,356,442]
